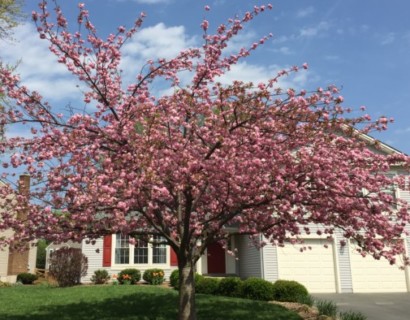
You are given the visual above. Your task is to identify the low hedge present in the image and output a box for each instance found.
[272,279,309,303]
[117,268,141,284]
[16,273,38,285]
[169,269,204,290]
[142,268,165,285]
[90,269,110,284]
[196,277,220,295]
[217,277,242,297]
[239,277,274,301]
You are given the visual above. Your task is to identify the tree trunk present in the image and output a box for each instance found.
[178,262,196,320]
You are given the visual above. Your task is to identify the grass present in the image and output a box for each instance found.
[0,285,302,320]
[315,299,338,318]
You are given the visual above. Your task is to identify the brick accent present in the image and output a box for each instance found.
[7,175,31,275]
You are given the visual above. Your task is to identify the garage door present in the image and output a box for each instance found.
[350,243,408,293]
[277,239,337,293]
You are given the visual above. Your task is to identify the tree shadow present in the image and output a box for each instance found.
[1,291,179,320]
[1,289,302,320]
[196,295,302,320]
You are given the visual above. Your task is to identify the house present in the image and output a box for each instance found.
[0,175,37,282]
[49,136,410,293]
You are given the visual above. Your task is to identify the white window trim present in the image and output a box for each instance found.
[111,234,170,268]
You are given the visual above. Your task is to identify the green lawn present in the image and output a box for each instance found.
[0,285,302,320]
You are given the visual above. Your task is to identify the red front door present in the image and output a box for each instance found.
[207,242,226,274]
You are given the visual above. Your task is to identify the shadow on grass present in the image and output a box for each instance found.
[1,290,179,320]
[0,288,301,320]
[196,294,302,320]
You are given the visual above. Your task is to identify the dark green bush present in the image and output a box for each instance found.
[272,279,309,303]
[170,269,179,288]
[36,239,48,269]
[118,268,141,284]
[217,277,242,297]
[196,277,220,295]
[90,269,110,284]
[49,247,88,287]
[169,269,204,290]
[16,273,38,284]
[143,268,165,285]
[239,277,274,301]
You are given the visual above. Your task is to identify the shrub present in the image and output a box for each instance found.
[169,270,204,290]
[90,269,110,284]
[16,273,38,285]
[217,277,242,297]
[239,277,274,301]
[170,269,179,288]
[117,268,141,284]
[196,277,220,295]
[339,310,367,320]
[272,279,309,303]
[49,247,88,287]
[143,268,165,285]
[0,281,12,287]
[36,239,48,269]
[296,294,315,307]
[316,299,338,318]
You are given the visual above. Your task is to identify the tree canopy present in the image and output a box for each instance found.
[0,2,409,320]
[0,0,24,40]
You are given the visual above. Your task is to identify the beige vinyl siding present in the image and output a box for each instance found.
[28,242,37,273]
[277,239,337,293]
[0,231,11,277]
[349,241,408,293]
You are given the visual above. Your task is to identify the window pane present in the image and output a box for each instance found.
[153,236,167,264]
[134,240,148,264]
[115,234,130,264]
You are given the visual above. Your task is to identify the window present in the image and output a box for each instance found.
[115,234,130,264]
[134,240,148,264]
[114,234,168,265]
[153,236,167,264]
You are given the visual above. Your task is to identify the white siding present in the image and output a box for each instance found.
[81,239,103,283]
[335,231,353,293]
[236,235,262,279]
[261,243,278,282]
[81,238,178,283]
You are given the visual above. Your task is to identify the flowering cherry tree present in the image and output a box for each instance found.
[0,2,409,320]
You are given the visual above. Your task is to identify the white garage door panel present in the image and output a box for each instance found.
[277,239,337,293]
[350,245,407,293]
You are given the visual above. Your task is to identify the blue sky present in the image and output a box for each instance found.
[1,0,410,153]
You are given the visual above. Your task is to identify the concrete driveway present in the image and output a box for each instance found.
[313,293,410,320]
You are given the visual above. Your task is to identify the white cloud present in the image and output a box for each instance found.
[120,22,197,83]
[273,46,293,55]
[215,61,310,91]
[324,55,341,61]
[296,7,315,18]
[379,32,395,46]
[300,21,331,37]
[0,23,82,104]
[224,30,257,54]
